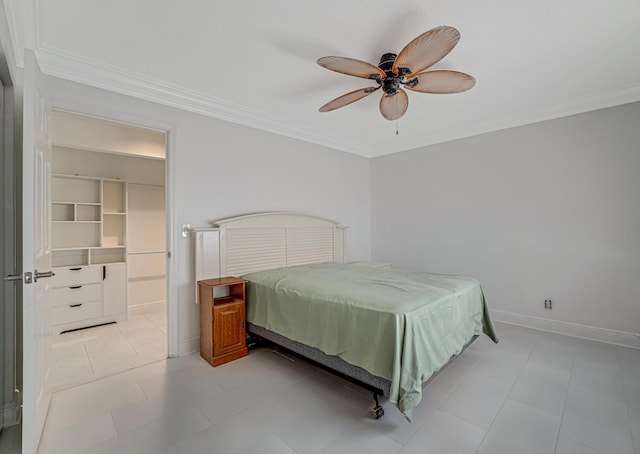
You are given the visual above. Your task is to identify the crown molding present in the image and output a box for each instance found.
[7,0,640,159]
[25,44,640,160]
[369,84,640,157]
[34,45,373,158]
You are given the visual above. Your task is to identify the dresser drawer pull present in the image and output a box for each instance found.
[69,267,82,271]
[69,304,82,308]
[69,285,82,289]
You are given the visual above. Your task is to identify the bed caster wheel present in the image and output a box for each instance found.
[371,405,384,419]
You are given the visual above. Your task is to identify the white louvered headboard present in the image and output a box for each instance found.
[193,212,348,303]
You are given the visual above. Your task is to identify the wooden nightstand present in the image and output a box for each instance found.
[198,277,248,366]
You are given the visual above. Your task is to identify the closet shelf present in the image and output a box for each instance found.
[52,201,101,206]
[52,246,127,251]
[128,250,166,255]
[52,175,127,262]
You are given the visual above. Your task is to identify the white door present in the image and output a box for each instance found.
[22,50,53,454]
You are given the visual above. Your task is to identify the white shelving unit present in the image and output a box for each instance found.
[49,174,128,333]
[51,175,127,266]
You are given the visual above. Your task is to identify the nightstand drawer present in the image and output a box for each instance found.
[52,265,102,287]
[50,283,101,307]
[51,301,102,326]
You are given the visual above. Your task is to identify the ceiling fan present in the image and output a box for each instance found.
[317,25,475,121]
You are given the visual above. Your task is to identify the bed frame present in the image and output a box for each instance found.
[193,212,475,419]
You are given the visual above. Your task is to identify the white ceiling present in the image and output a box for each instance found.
[7,0,640,157]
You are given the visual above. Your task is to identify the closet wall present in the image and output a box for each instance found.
[127,184,166,307]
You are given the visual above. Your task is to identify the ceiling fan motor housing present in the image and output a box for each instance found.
[378,53,397,73]
[377,53,411,95]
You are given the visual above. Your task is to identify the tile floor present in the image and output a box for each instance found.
[38,322,640,454]
[48,302,167,391]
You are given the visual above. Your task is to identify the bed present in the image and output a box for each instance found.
[193,212,497,420]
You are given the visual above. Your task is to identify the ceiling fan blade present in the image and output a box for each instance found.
[405,70,476,94]
[392,26,460,75]
[317,56,386,79]
[319,86,380,112]
[379,88,408,121]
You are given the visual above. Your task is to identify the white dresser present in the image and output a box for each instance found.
[49,263,127,333]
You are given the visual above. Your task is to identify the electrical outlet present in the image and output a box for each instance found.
[544,299,553,309]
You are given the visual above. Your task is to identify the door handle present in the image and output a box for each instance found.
[3,274,22,282]
[6,271,56,284]
[33,270,56,282]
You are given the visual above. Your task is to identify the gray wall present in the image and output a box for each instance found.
[47,75,372,353]
[371,102,640,334]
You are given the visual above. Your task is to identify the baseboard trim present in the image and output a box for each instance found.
[128,300,166,310]
[491,309,640,349]
[178,337,200,357]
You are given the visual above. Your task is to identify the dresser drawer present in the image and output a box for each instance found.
[51,301,102,326]
[50,283,101,307]
[52,266,102,287]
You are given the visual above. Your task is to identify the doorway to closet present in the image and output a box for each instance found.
[47,111,168,391]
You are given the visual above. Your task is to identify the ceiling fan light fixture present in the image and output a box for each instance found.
[317,25,474,121]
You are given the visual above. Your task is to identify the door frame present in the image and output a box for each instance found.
[0,66,6,433]
[46,105,178,357]
[0,36,18,432]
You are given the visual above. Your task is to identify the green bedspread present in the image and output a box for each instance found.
[244,262,498,420]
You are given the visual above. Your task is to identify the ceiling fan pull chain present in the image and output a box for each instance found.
[396,96,399,135]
